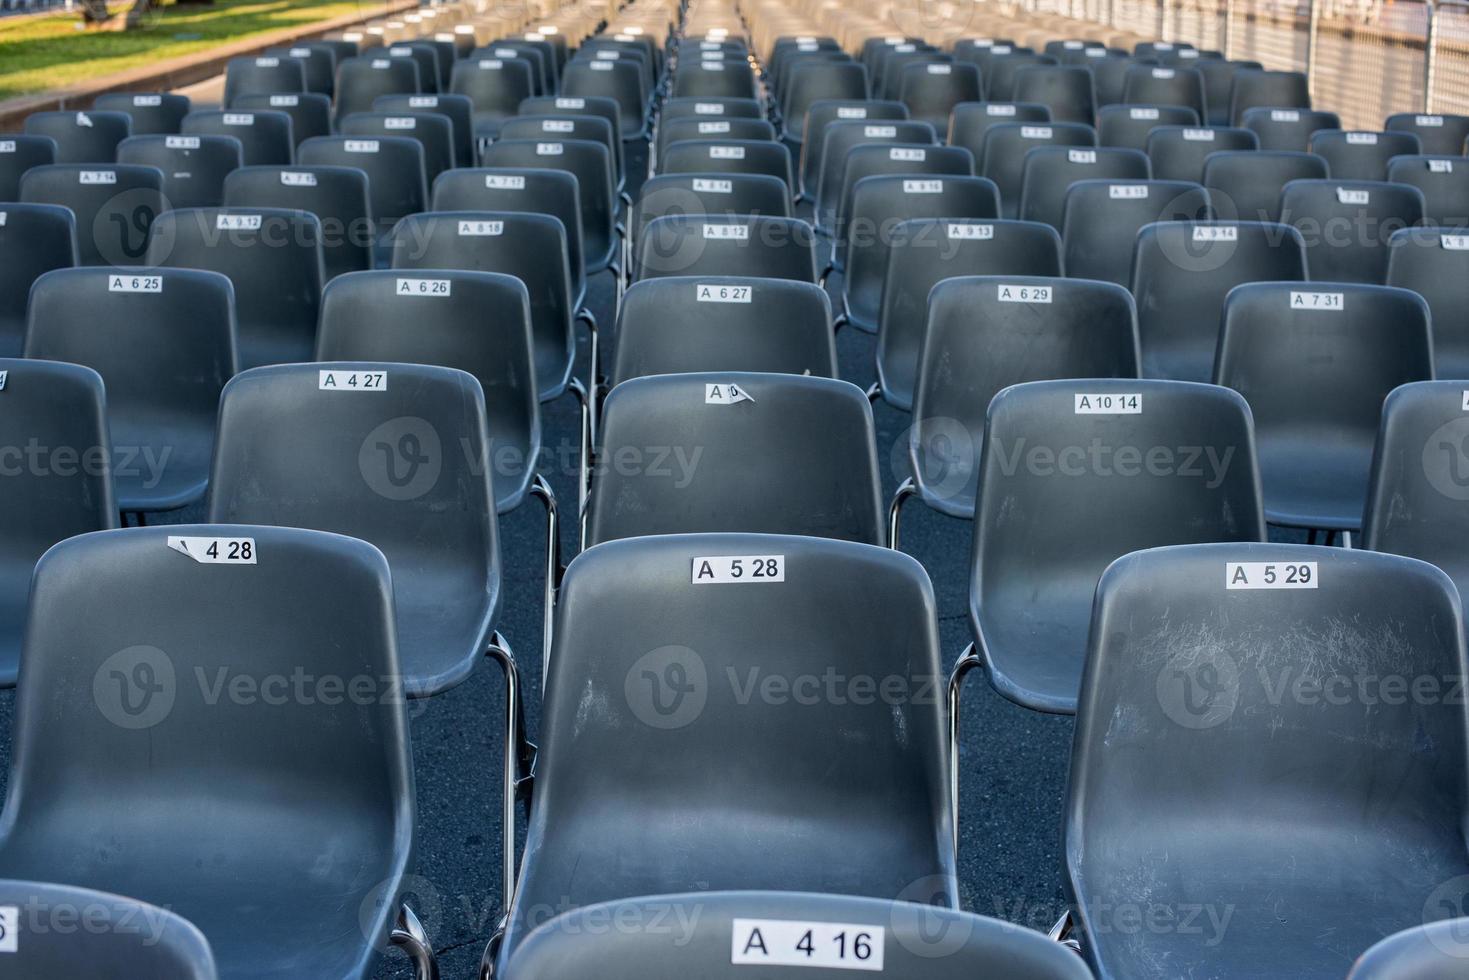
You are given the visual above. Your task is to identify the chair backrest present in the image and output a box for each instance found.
[633,172,792,242]
[433,166,586,298]
[223,54,306,108]
[1309,129,1422,181]
[1385,111,1469,156]
[339,110,454,184]
[611,277,836,386]
[315,268,540,511]
[635,214,818,283]
[1066,541,1466,979]
[1216,281,1433,528]
[335,54,421,123]
[93,92,192,136]
[0,203,77,356]
[1280,178,1425,283]
[25,266,236,512]
[1388,227,1469,378]
[387,41,444,95]
[389,210,575,399]
[117,134,242,210]
[1018,145,1151,229]
[781,61,869,141]
[898,61,983,130]
[0,880,217,980]
[503,891,1093,980]
[835,143,974,244]
[1199,57,1261,124]
[19,163,163,267]
[181,109,293,166]
[377,92,476,167]
[1385,155,1469,227]
[1060,177,1211,285]
[655,116,776,159]
[146,207,322,370]
[0,522,415,966]
[221,164,371,282]
[1145,124,1258,183]
[0,358,117,685]
[842,174,1001,329]
[948,101,1052,156]
[1090,54,1139,106]
[233,92,332,148]
[814,119,938,230]
[659,96,764,125]
[24,110,131,164]
[972,379,1265,713]
[907,275,1139,518]
[562,60,647,137]
[297,135,428,238]
[0,134,57,200]
[1229,68,1311,124]
[878,221,1068,412]
[673,59,759,100]
[501,531,955,955]
[1121,64,1206,120]
[659,138,794,195]
[452,56,537,135]
[1131,220,1308,381]
[503,113,619,177]
[1240,105,1339,151]
[1363,381,1469,617]
[799,99,908,197]
[1010,65,1095,125]
[1096,103,1199,151]
[205,363,498,696]
[986,52,1058,101]
[588,373,884,545]
[979,121,1095,219]
[1201,149,1327,222]
[266,43,336,95]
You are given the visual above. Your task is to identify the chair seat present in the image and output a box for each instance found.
[0,563,28,686]
[974,584,1095,713]
[392,561,500,697]
[112,421,214,513]
[1256,434,1374,530]
[0,803,399,979]
[1077,829,1469,978]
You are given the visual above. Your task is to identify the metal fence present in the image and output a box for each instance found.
[1019,0,1469,128]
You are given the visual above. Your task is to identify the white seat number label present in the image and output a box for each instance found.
[1075,392,1141,414]
[168,536,257,564]
[705,382,754,402]
[997,283,1051,303]
[948,223,993,239]
[1291,290,1343,310]
[704,224,749,240]
[710,145,745,159]
[320,369,387,390]
[730,918,881,969]
[109,274,162,292]
[459,220,504,236]
[217,214,262,230]
[693,178,732,193]
[696,283,751,303]
[1227,561,1317,589]
[396,278,450,296]
[693,555,784,583]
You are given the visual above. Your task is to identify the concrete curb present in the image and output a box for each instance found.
[0,0,418,128]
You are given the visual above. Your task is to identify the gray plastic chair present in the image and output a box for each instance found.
[1145,124,1258,183]
[1387,227,1469,378]
[610,276,835,385]
[1201,149,1328,222]
[483,531,956,973]
[0,523,436,978]
[1065,542,1469,978]
[206,363,503,698]
[23,110,130,163]
[146,207,322,370]
[1280,178,1425,284]
[0,203,76,357]
[0,358,117,686]
[1386,111,1469,156]
[221,164,372,283]
[1310,128,1421,181]
[875,219,1064,410]
[586,373,884,546]
[1060,178,1211,286]
[93,92,191,136]
[0,134,56,200]
[1131,221,1308,381]
[634,214,818,284]
[25,266,235,513]
[0,880,216,979]
[117,134,242,209]
[19,163,163,267]
[181,109,293,167]
[898,275,1139,522]
[1215,282,1433,529]
[1240,106,1339,151]
[956,379,1264,717]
